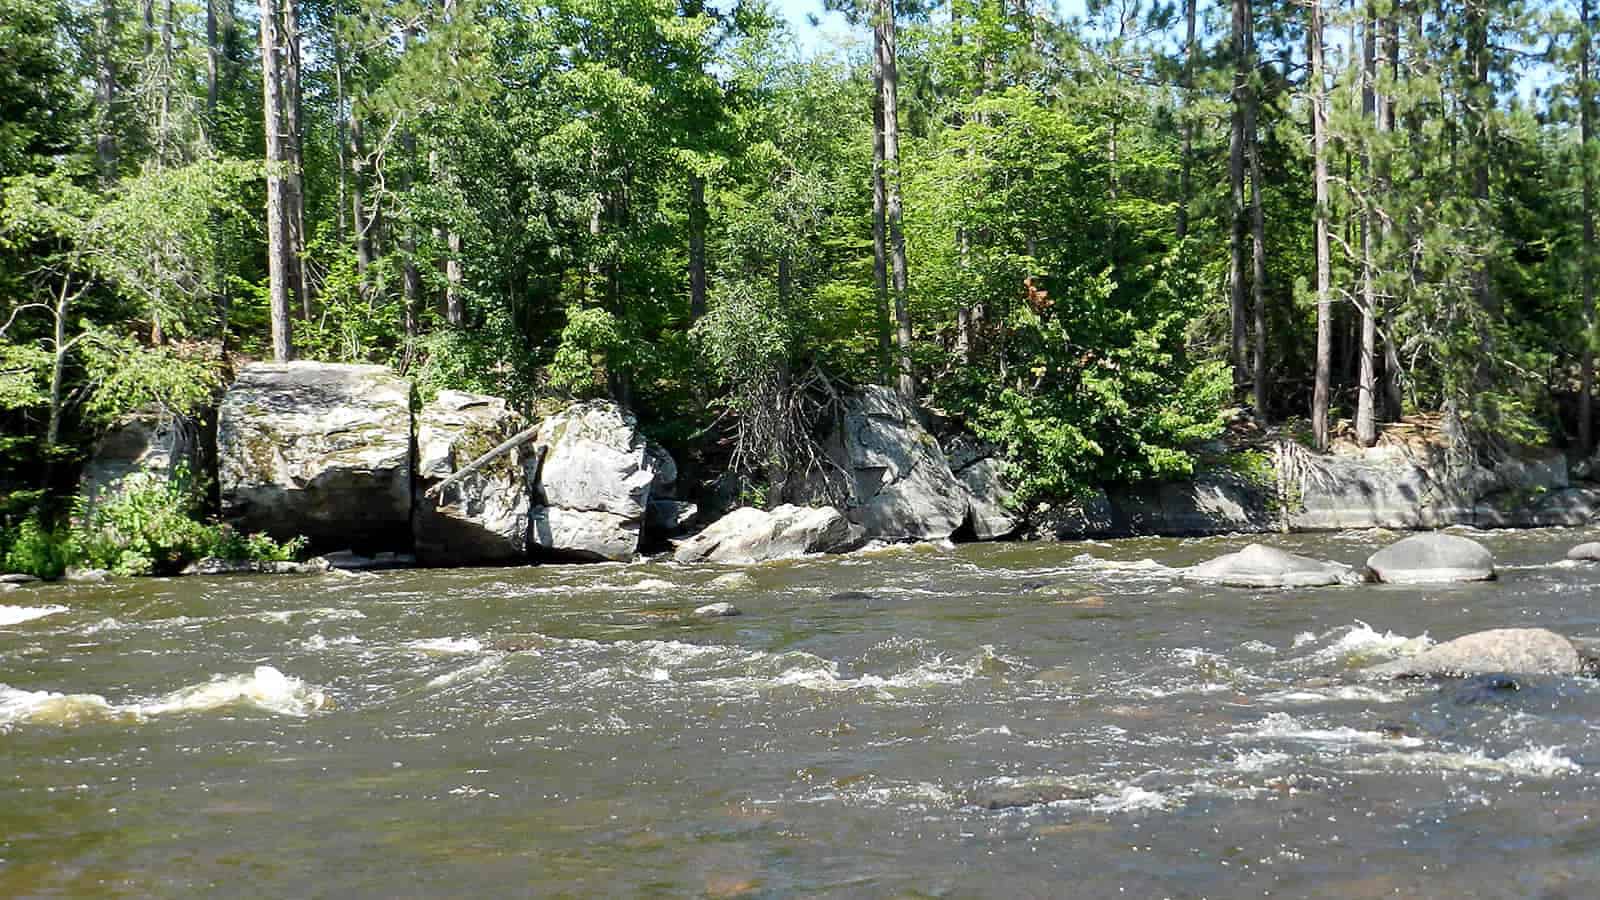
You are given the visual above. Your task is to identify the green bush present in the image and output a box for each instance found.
[3,516,69,579]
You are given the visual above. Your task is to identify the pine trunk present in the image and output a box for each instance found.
[260,0,293,362]
[871,22,891,386]
[1356,17,1378,447]
[1311,0,1332,449]
[1582,0,1596,452]
[878,0,915,401]
[96,0,118,183]
[1228,0,1250,395]
[1177,0,1197,239]
[688,172,708,321]
[282,0,310,318]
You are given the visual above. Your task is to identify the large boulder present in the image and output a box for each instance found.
[78,407,206,508]
[1184,543,1358,588]
[1366,532,1495,584]
[829,387,969,541]
[218,362,413,552]
[943,436,1019,541]
[1108,471,1271,536]
[1288,445,1477,531]
[529,402,656,562]
[673,505,865,565]
[413,390,536,567]
[1568,541,1600,561]
[1363,628,1582,679]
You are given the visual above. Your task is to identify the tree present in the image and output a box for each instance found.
[261,0,294,361]
[1310,0,1332,449]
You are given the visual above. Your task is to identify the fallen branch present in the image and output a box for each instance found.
[423,423,542,501]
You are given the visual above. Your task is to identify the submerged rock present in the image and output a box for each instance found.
[1363,628,1581,679]
[529,402,657,562]
[218,362,413,552]
[180,557,333,576]
[1184,543,1359,588]
[322,550,415,571]
[1365,532,1495,584]
[692,602,741,618]
[969,782,1097,811]
[673,505,865,565]
[413,390,536,567]
[1566,541,1600,562]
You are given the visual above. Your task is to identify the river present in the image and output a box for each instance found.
[4,528,1600,897]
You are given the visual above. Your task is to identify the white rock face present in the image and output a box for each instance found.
[1365,532,1495,584]
[219,362,413,551]
[529,402,657,562]
[414,390,535,567]
[1184,543,1359,588]
[673,505,865,565]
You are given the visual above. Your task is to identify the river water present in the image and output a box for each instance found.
[4,528,1600,897]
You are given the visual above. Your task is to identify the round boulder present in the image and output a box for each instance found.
[691,602,741,618]
[1184,543,1358,588]
[1567,542,1600,562]
[1362,628,1581,679]
[1365,532,1495,584]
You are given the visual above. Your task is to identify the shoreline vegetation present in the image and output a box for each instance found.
[5,2,1600,579]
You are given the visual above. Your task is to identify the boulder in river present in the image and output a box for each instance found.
[944,435,1020,541]
[77,406,206,509]
[529,401,658,562]
[692,602,741,618]
[673,505,866,565]
[1365,532,1495,584]
[1363,628,1582,679]
[1566,542,1600,562]
[218,362,413,552]
[1184,543,1359,588]
[413,390,536,567]
[827,387,970,542]
[969,781,1097,811]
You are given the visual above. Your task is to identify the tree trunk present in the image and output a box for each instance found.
[283,0,310,318]
[688,172,708,321]
[351,109,373,275]
[872,33,891,385]
[206,0,219,126]
[1311,0,1332,450]
[96,0,118,184]
[332,12,347,244]
[45,282,70,448]
[1467,0,1492,315]
[158,0,174,163]
[1228,0,1251,395]
[1246,35,1268,417]
[1582,0,1596,452]
[260,0,293,362]
[877,0,915,401]
[1356,16,1378,446]
[1177,0,1197,239]
[1382,13,1404,420]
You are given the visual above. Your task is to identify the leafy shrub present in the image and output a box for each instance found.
[3,516,69,579]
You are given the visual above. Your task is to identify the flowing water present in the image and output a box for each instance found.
[5,528,1600,897]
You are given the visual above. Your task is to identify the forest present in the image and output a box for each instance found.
[1,0,1597,556]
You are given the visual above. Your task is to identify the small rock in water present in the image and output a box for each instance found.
[0,573,40,584]
[827,591,876,603]
[0,582,16,594]
[1374,722,1414,741]
[64,567,111,583]
[1567,542,1600,562]
[969,782,1097,811]
[1365,532,1495,584]
[1451,673,1522,705]
[692,602,741,618]
[1184,543,1358,588]
[1363,628,1580,679]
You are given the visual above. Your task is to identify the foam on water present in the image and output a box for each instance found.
[0,605,67,626]
[1362,745,1582,777]
[1231,712,1425,748]
[1301,621,1433,666]
[2,666,327,728]
[406,637,485,655]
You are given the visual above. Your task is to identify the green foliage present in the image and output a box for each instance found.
[2,516,70,580]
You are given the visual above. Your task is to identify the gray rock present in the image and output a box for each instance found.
[180,557,332,576]
[692,602,741,618]
[413,390,535,566]
[830,387,970,542]
[1366,532,1495,584]
[969,782,1097,811]
[78,406,207,510]
[673,505,866,565]
[646,499,698,536]
[322,550,415,571]
[1184,543,1359,588]
[64,567,111,583]
[1036,489,1126,539]
[0,573,40,585]
[1567,542,1600,562]
[644,440,679,499]
[1479,486,1600,528]
[528,402,656,562]
[0,582,16,593]
[218,362,413,552]
[1288,446,1477,531]
[1363,628,1581,679]
[1110,471,1271,536]
[943,436,1019,541]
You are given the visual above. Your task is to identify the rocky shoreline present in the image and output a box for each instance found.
[48,361,1600,575]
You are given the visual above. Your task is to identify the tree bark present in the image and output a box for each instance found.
[1246,27,1268,418]
[260,0,293,362]
[1228,0,1251,395]
[1382,12,1404,420]
[1356,16,1378,446]
[1311,0,1332,450]
[282,0,310,318]
[688,172,708,321]
[400,23,422,355]
[1177,0,1197,239]
[877,0,915,401]
[872,30,891,384]
[1582,0,1596,452]
[96,0,119,184]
